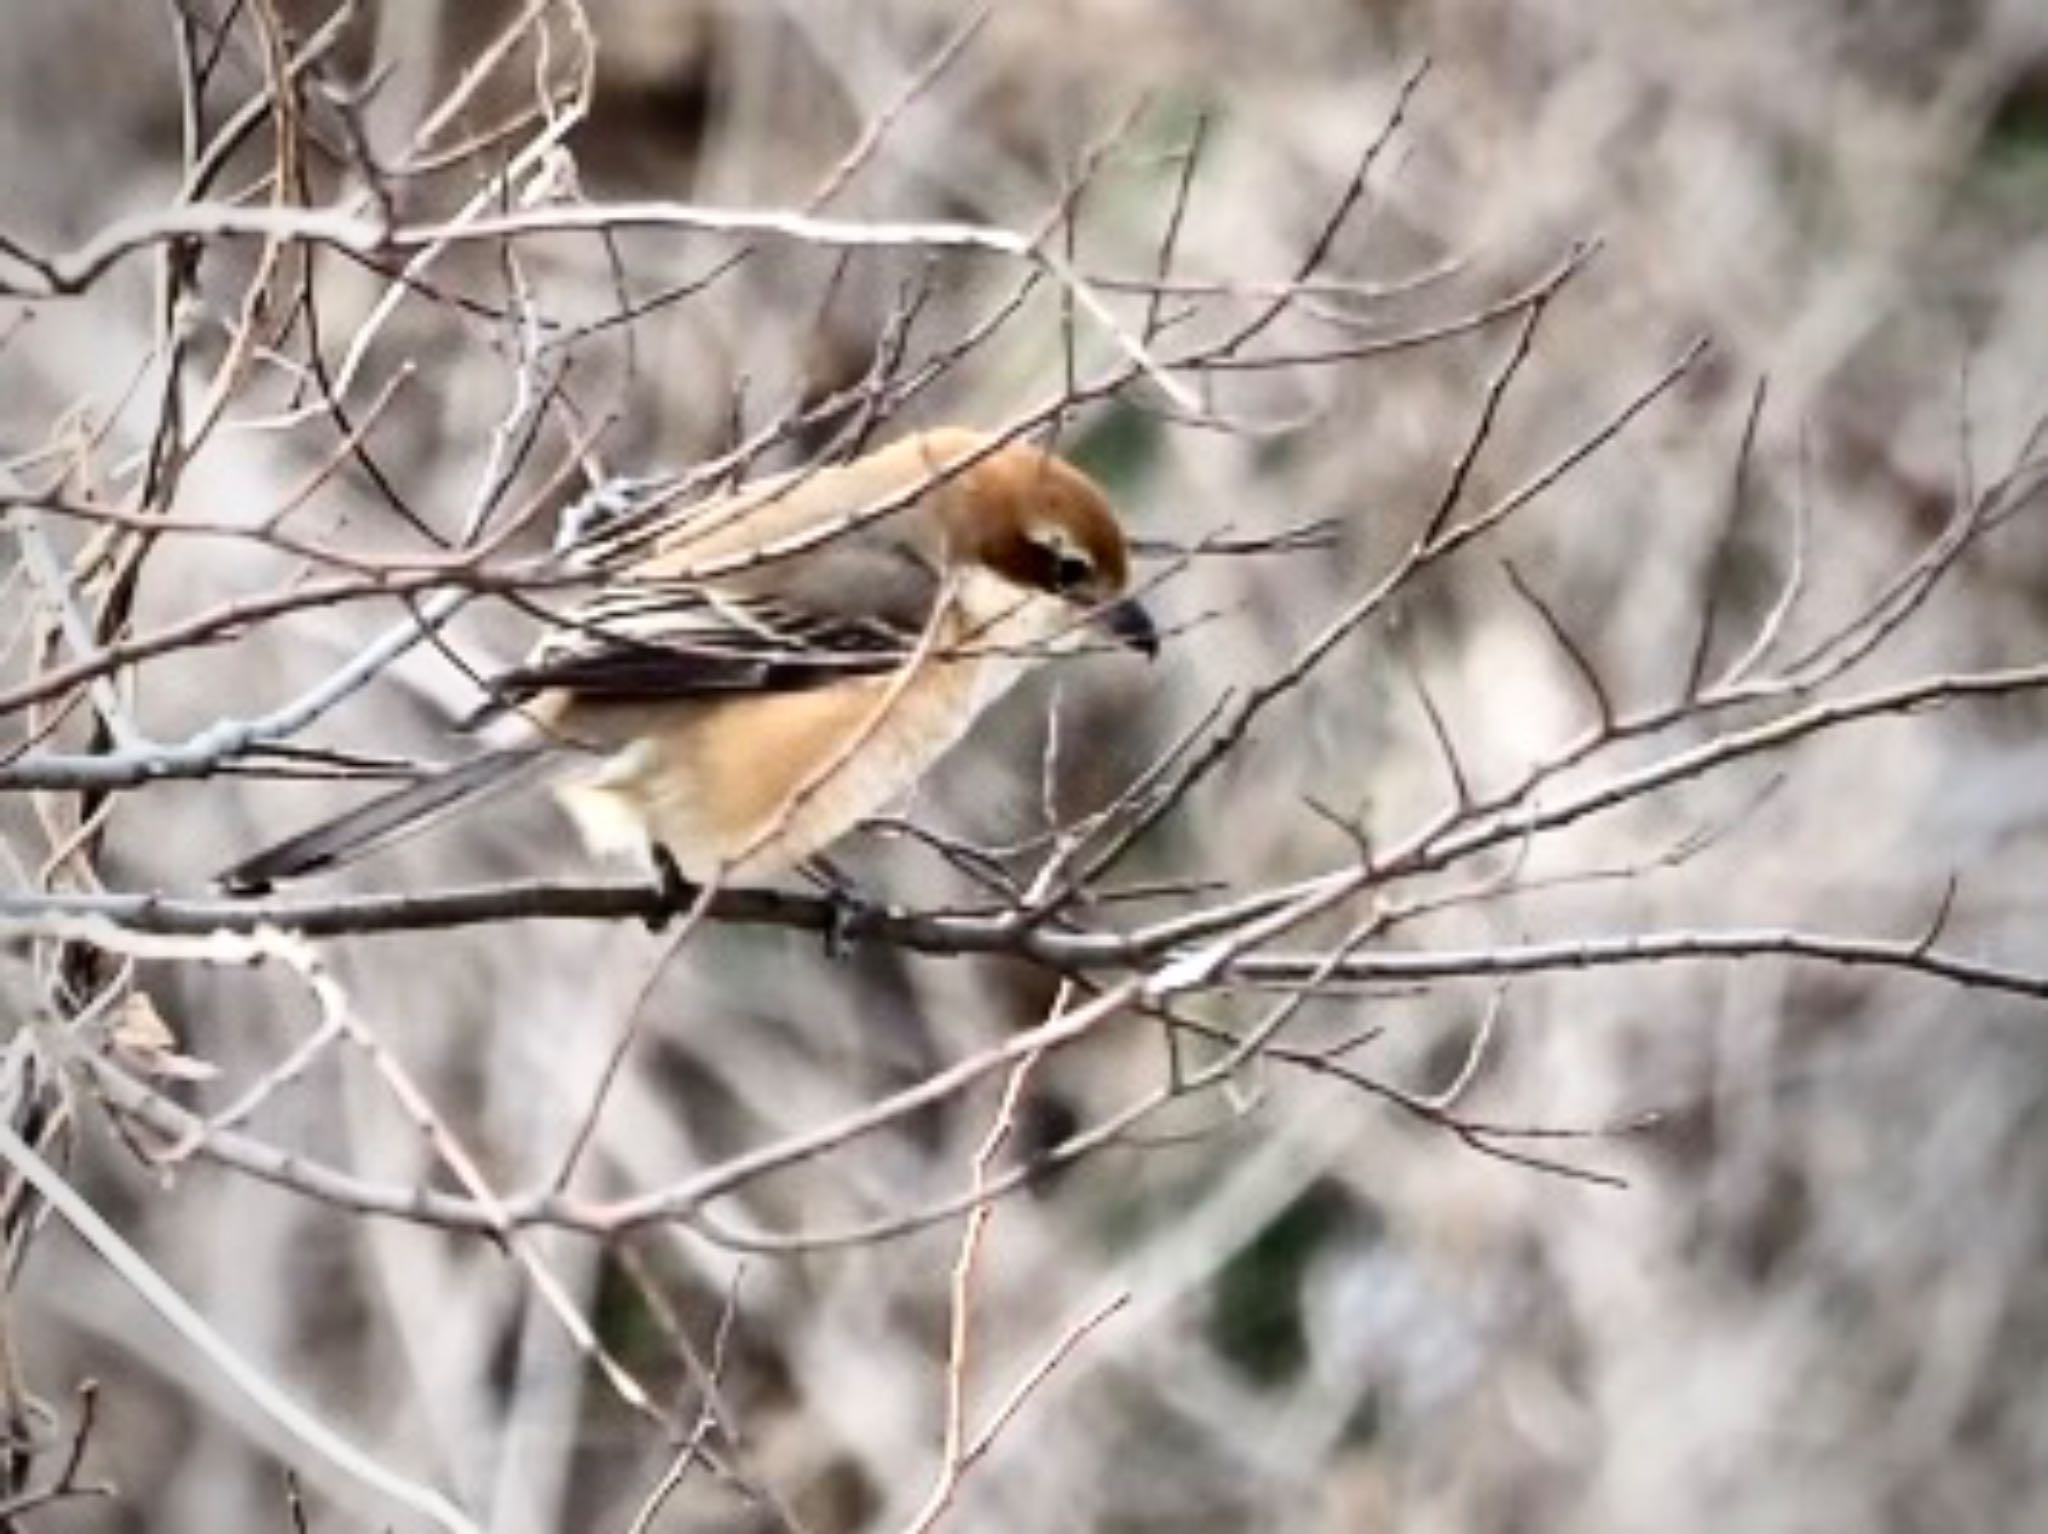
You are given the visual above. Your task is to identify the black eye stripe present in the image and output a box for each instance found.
[1000,529,1100,594]
[1052,550,1095,590]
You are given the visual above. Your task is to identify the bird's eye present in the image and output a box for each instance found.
[1050,550,1094,593]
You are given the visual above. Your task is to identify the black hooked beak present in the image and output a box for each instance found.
[1097,597,1160,660]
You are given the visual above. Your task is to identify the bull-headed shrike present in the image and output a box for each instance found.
[222,428,1158,893]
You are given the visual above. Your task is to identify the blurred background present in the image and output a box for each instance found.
[8,1,2048,1529]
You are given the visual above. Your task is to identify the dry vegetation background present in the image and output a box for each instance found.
[6,1,2048,1530]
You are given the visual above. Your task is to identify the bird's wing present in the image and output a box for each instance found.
[486,521,948,707]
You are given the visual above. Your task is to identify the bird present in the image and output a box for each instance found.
[220,427,1158,895]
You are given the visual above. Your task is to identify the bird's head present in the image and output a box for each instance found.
[924,431,1159,660]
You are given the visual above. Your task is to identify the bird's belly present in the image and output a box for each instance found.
[550,664,999,882]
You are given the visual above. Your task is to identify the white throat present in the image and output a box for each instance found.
[949,567,1083,709]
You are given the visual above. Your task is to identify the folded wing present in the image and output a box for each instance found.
[486,499,948,709]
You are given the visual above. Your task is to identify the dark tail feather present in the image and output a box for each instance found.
[219,746,551,892]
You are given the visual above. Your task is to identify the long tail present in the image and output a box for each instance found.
[219,746,553,892]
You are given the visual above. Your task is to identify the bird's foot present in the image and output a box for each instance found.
[803,856,882,959]
[644,844,694,930]
[823,888,879,960]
